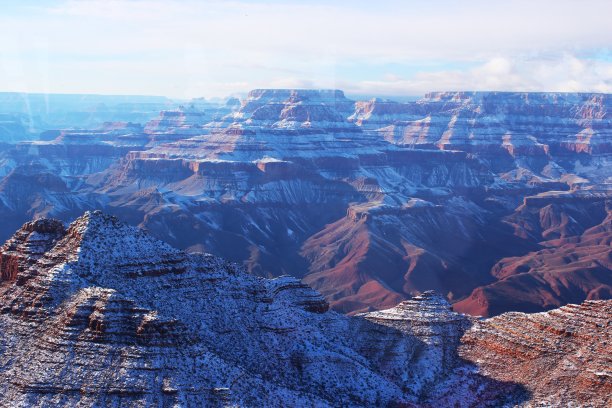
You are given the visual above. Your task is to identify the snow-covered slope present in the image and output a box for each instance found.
[0,212,502,406]
[1,212,608,406]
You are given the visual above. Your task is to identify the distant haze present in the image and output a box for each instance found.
[1,0,611,98]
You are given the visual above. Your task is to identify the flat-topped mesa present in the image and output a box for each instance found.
[422,90,609,104]
[367,91,612,156]
[349,98,423,126]
[245,89,350,104]
[51,127,146,146]
[361,291,471,363]
[236,89,357,130]
[362,291,468,329]
[420,91,610,124]
[99,121,144,132]
[0,219,66,282]
[360,291,473,394]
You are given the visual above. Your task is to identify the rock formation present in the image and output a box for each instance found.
[454,192,611,316]
[0,90,610,317]
[460,300,612,406]
[0,213,608,406]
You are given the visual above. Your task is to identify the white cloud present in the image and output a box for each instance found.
[0,0,610,97]
[347,54,612,96]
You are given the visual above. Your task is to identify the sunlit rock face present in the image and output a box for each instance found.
[460,299,612,407]
[0,218,65,282]
[360,291,473,395]
[454,190,612,317]
[0,89,610,317]
[1,213,607,407]
[238,89,356,125]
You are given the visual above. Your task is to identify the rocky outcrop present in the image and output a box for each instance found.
[239,89,356,126]
[460,300,612,406]
[301,197,535,314]
[0,219,65,281]
[265,275,329,313]
[454,192,611,316]
[78,90,610,316]
[361,91,611,158]
[144,105,208,135]
[360,292,472,395]
[0,212,511,406]
[3,212,606,406]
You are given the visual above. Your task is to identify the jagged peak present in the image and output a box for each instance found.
[69,210,120,231]
[2,217,67,256]
[53,211,186,275]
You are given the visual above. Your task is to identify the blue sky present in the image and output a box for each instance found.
[1,0,610,98]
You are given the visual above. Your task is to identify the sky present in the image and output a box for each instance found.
[0,0,611,99]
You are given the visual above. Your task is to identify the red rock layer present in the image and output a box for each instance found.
[460,300,612,406]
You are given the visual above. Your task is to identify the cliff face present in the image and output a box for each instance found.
[0,89,610,317]
[0,213,484,406]
[460,300,612,406]
[0,212,608,407]
[144,106,210,136]
[0,218,65,282]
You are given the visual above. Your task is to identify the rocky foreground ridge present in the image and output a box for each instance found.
[0,212,609,407]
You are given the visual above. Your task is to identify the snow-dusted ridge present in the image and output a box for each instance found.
[0,211,609,406]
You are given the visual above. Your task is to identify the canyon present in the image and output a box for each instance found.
[0,211,609,406]
[0,89,609,317]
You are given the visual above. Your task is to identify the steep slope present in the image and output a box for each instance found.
[0,218,65,282]
[363,91,611,156]
[301,198,538,313]
[0,214,607,407]
[0,211,515,407]
[0,164,95,240]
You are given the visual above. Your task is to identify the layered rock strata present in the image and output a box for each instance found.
[0,90,610,317]
[0,213,608,406]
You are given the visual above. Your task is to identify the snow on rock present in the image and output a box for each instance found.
[0,212,608,406]
[0,89,610,320]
